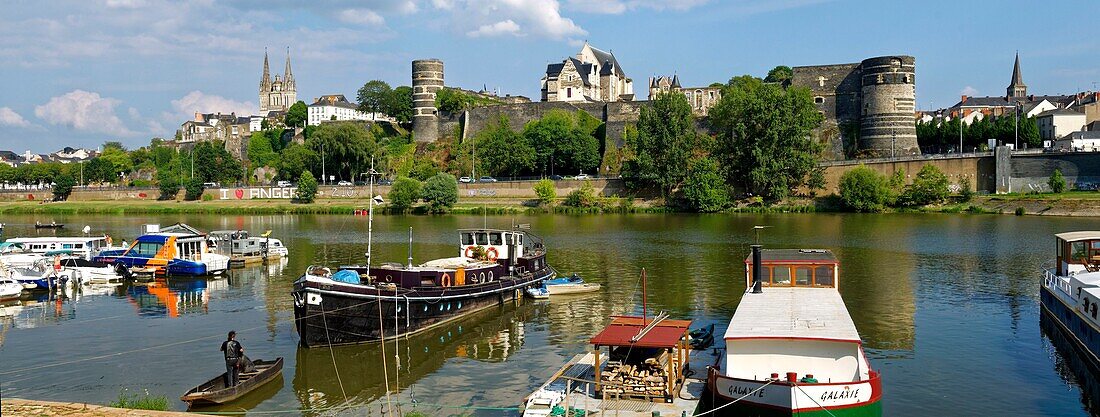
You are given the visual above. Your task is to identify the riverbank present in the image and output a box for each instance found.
[0,399,191,417]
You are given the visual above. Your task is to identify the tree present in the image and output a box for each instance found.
[471,115,534,177]
[681,157,730,212]
[435,88,473,113]
[386,86,414,123]
[1050,168,1067,193]
[52,174,75,201]
[839,166,891,212]
[285,101,308,128]
[563,181,599,208]
[357,80,393,114]
[295,170,318,203]
[622,92,700,195]
[84,157,117,183]
[523,110,601,176]
[388,177,422,212]
[421,172,458,213]
[534,179,556,206]
[279,143,318,181]
[192,141,243,185]
[959,178,974,202]
[248,134,279,168]
[764,65,793,85]
[306,122,377,182]
[710,75,824,202]
[184,178,205,201]
[900,164,950,206]
[157,172,179,200]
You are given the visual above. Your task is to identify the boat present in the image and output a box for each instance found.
[688,323,715,350]
[1041,231,1100,371]
[4,236,112,260]
[58,256,129,284]
[526,286,550,299]
[522,387,566,417]
[705,246,882,416]
[0,242,47,269]
[34,221,64,230]
[0,277,22,301]
[543,274,601,295]
[180,357,284,408]
[3,261,82,291]
[292,227,554,347]
[93,232,229,276]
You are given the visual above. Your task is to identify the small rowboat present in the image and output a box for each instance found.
[543,275,601,295]
[34,223,64,229]
[526,286,550,299]
[180,357,283,408]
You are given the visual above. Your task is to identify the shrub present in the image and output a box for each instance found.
[807,168,826,197]
[563,181,599,208]
[295,170,318,203]
[388,177,422,212]
[52,174,75,201]
[157,176,179,200]
[184,178,204,201]
[1015,207,1026,216]
[899,164,949,206]
[838,165,891,212]
[534,179,556,206]
[958,178,974,202]
[110,389,168,411]
[1049,169,1067,193]
[201,193,214,201]
[681,157,730,212]
[421,172,458,213]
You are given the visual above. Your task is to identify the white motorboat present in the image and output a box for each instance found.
[525,286,550,299]
[543,274,601,295]
[521,387,565,417]
[58,257,129,284]
[0,277,22,301]
[0,242,46,269]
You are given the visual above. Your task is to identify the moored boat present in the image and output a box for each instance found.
[180,357,283,408]
[543,274,601,295]
[0,277,22,301]
[705,246,882,416]
[34,221,64,229]
[4,236,112,260]
[93,232,229,276]
[1041,231,1100,370]
[292,228,553,347]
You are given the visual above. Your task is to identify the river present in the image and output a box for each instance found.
[0,213,1097,416]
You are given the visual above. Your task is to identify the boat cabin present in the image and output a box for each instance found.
[744,249,839,289]
[589,316,693,402]
[4,237,110,260]
[1053,231,1100,276]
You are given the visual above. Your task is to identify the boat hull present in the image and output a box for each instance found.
[1040,281,1100,368]
[544,283,600,295]
[706,369,882,417]
[180,358,283,408]
[292,268,553,347]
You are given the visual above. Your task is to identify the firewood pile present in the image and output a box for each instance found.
[599,353,670,399]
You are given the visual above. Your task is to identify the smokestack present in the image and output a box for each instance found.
[751,244,763,294]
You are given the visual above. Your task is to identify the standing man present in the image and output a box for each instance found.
[220,331,244,386]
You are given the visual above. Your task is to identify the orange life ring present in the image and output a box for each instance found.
[486,247,499,262]
[464,246,475,258]
[441,273,452,287]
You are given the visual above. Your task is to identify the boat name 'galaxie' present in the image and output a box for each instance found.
[727,384,766,398]
[821,387,859,401]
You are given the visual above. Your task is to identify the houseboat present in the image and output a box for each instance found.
[0,242,46,268]
[292,228,553,347]
[1040,231,1100,370]
[706,246,882,416]
[93,232,229,276]
[4,236,111,260]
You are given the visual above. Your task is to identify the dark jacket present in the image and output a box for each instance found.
[220,339,242,360]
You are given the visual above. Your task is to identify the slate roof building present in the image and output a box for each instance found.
[541,42,634,102]
[307,94,394,126]
[949,53,1074,120]
[648,75,722,116]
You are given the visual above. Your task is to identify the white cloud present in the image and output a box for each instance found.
[105,0,148,8]
[0,107,31,128]
[168,91,256,120]
[34,90,133,136]
[565,0,709,14]
[961,86,979,96]
[337,9,386,26]
[467,20,521,37]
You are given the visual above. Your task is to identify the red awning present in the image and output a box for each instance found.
[589,316,692,349]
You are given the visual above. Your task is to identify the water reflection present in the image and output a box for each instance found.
[1042,311,1100,416]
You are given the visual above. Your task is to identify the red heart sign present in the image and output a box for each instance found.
[235,189,244,199]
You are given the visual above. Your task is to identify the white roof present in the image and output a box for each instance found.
[724,287,861,342]
[6,237,106,243]
[1055,231,1100,242]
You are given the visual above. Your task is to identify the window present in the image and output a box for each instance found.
[795,267,812,286]
[814,266,834,287]
[567,88,572,98]
[1073,242,1088,262]
[131,242,162,257]
[476,233,489,245]
[814,96,825,104]
[489,232,502,245]
[772,266,791,285]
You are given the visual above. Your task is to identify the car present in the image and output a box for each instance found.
[202,182,219,188]
[548,175,563,180]
[276,180,293,187]
[377,178,394,186]
[574,174,590,180]
[337,180,353,186]
[478,176,498,183]
[459,176,473,183]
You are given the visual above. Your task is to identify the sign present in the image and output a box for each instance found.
[219,187,297,200]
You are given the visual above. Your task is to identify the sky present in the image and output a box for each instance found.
[1,0,1098,153]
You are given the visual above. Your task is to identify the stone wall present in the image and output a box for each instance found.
[820,155,996,193]
[1007,152,1100,192]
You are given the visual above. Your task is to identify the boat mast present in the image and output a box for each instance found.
[366,158,380,271]
[407,227,413,268]
[642,268,647,326]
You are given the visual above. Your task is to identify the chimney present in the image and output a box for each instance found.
[194,112,202,122]
[961,95,968,103]
[751,245,763,294]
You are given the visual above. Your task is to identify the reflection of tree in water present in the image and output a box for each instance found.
[293,303,532,414]
[1041,312,1100,416]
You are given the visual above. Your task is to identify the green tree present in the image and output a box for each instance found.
[523,110,600,176]
[295,170,318,203]
[306,122,377,182]
[279,143,318,181]
[388,176,422,212]
[899,164,950,206]
[157,172,179,200]
[710,75,824,202]
[471,115,534,177]
[84,157,117,183]
[622,92,700,196]
[386,86,414,123]
[1050,168,1067,193]
[184,178,204,201]
[534,179,556,206]
[958,178,974,202]
[764,65,793,85]
[357,80,393,114]
[839,166,892,212]
[435,88,473,113]
[681,157,729,212]
[285,101,308,128]
[52,174,75,201]
[421,172,458,213]
[192,141,243,185]
[248,134,279,168]
[1020,116,1041,148]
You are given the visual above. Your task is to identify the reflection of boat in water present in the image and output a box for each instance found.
[1041,311,1100,416]
[126,278,208,318]
[294,303,530,410]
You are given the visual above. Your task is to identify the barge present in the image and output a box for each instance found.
[1041,231,1100,370]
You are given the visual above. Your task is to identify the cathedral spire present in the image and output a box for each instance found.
[261,48,271,90]
[284,47,294,88]
[1007,51,1027,99]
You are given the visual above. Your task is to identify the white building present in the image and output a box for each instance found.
[1054,131,1100,152]
[541,42,634,102]
[307,94,393,126]
[1037,108,1087,140]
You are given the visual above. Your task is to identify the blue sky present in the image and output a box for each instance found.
[1,0,1097,153]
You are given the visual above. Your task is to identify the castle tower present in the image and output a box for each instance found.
[858,56,919,157]
[412,59,444,142]
[1007,52,1027,99]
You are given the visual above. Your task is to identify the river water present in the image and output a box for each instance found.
[0,213,1097,416]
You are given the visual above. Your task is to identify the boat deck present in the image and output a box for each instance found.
[527,348,715,417]
[724,287,860,341]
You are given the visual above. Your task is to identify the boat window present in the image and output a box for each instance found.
[772,266,791,285]
[795,267,812,286]
[462,233,475,245]
[814,266,835,287]
[517,235,523,246]
[476,233,488,245]
[1072,242,1088,262]
[132,242,161,257]
[489,232,502,245]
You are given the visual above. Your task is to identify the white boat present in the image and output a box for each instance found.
[0,277,22,301]
[0,242,46,269]
[543,274,601,295]
[4,236,112,260]
[1041,231,1100,370]
[525,286,550,299]
[58,256,128,284]
[3,261,83,291]
[521,387,564,417]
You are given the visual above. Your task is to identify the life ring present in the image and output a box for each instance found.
[441,273,452,287]
[464,246,475,258]
[486,247,499,262]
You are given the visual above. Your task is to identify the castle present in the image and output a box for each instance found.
[541,42,634,102]
[648,75,722,116]
[259,48,296,115]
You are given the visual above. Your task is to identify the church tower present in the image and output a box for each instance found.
[1007,52,1027,99]
[259,48,297,115]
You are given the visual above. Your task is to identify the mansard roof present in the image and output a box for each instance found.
[310,94,358,109]
[586,44,625,78]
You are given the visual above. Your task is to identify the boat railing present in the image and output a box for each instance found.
[1044,268,1074,297]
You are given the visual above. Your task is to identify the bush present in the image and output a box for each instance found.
[534,179,556,206]
[52,174,75,201]
[421,172,458,213]
[184,178,204,201]
[899,164,949,206]
[295,170,318,203]
[157,176,179,200]
[838,166,891,212]
[958,178,974,202]
[110,389,168,411]
[681,157,730,212]
[1015,207,1026,216]
[201,193,214,201]
[563,181,599,208]
[388,177,422,212]
[1050,169,1067,193]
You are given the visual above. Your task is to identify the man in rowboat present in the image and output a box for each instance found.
[220,331,244,386]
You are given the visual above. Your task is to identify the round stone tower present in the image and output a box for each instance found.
[859,56,919,157]
[412,59,444,143]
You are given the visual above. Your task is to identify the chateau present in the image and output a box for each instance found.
[648,75,722,116]
[541,42,634,102]
[259,48,296,115]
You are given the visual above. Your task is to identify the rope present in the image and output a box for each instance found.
[792,382,839,417]
[318,302,348,404]
[377,288,394,417]
[691,379,774,417]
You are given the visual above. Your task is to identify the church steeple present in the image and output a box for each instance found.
[261,48,271,91]
[1007,51,1027,99]
[283,47,294,89]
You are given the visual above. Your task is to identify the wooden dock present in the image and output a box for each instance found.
[228,253,282,267]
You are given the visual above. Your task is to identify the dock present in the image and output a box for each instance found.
[228,252,282,267]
